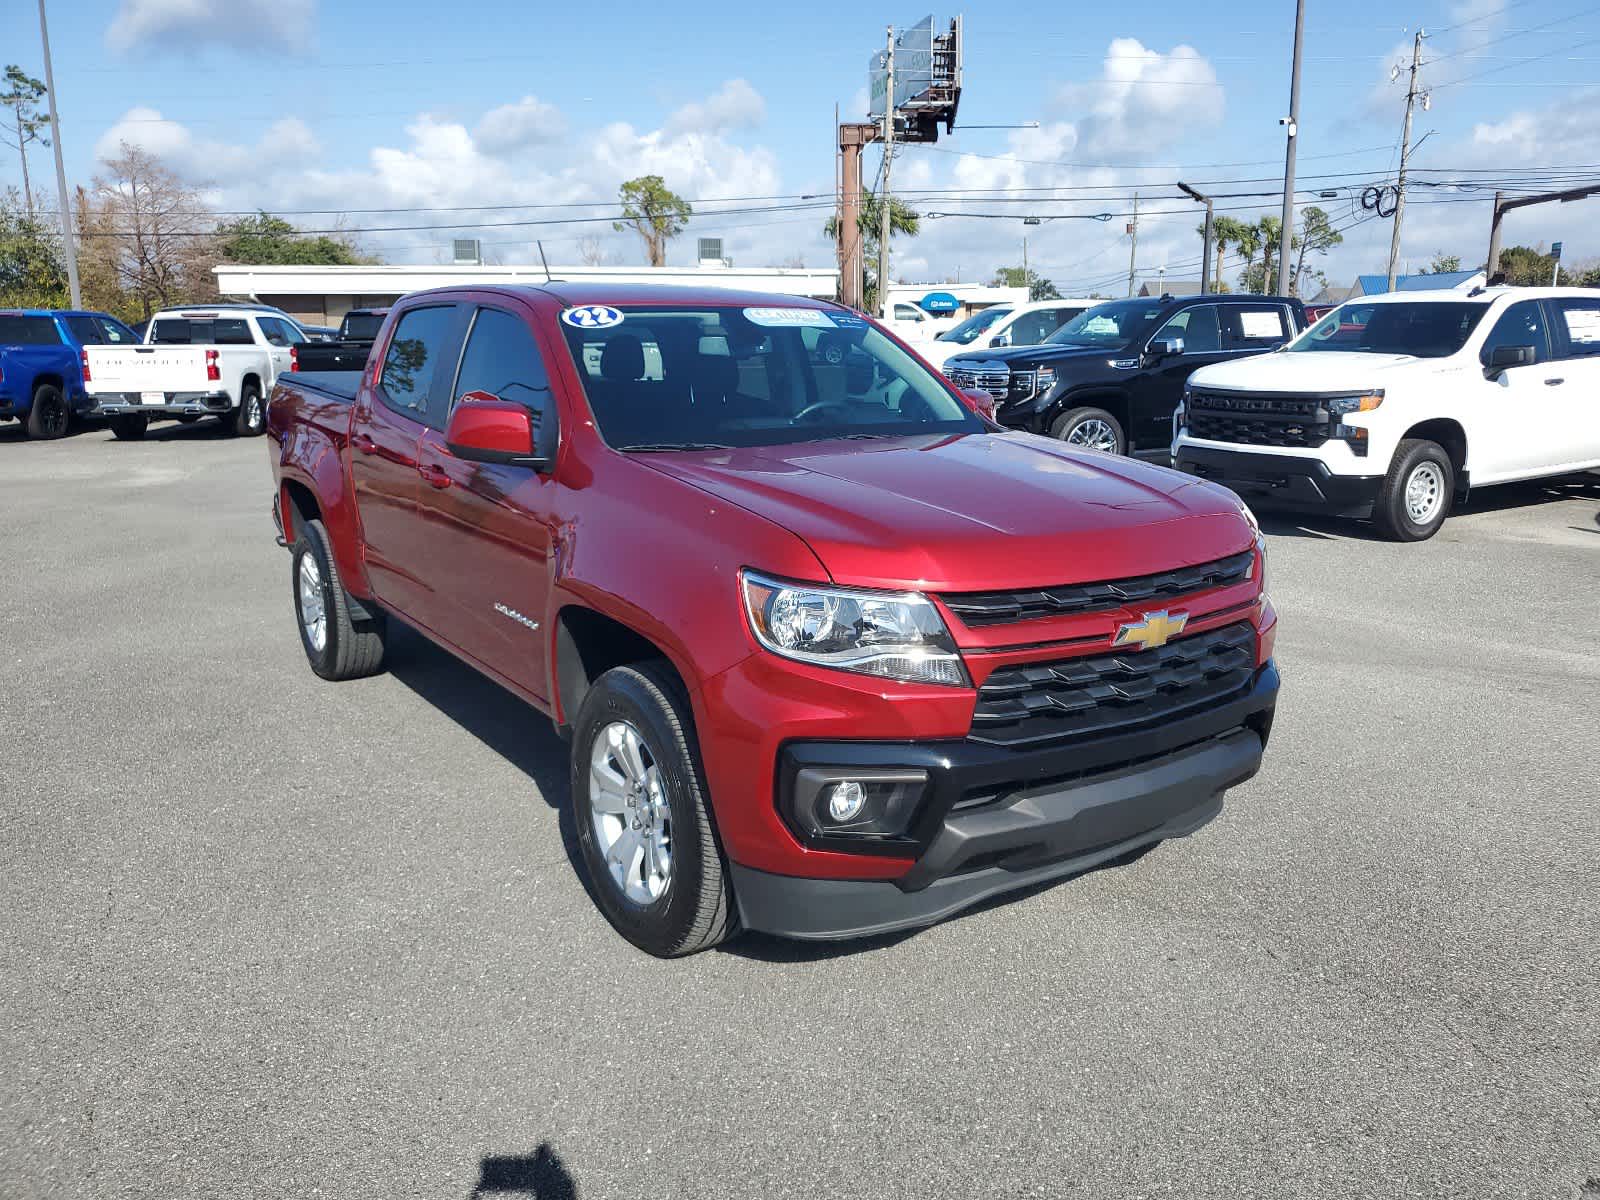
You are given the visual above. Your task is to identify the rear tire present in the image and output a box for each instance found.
[110,414,148,441]
[25,384,69,440]
[572,662,737,957]
[1050,406,1126,455]
[291,517,387,680]
[232,382,265,437]
[1373,439,1453,542]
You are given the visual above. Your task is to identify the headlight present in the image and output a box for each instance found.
[741,571,970,687]
[1034,366,1056,393]
[1327,391,1383,415]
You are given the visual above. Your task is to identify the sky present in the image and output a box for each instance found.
[2,0,1598,295]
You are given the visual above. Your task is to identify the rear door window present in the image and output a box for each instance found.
[378,305,458,429]
[1549,297,1600,359]
[0,315,63,345]
[1223,304,1291,350]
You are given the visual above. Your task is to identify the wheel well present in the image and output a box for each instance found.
[280,480,320,543]
[555,606,676,732]
[1401,418,1468,476]
[241,372,262,398]
[1053,392,1130,440]
[31,373,66,398]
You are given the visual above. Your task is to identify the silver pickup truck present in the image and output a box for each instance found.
[85,304,309,440]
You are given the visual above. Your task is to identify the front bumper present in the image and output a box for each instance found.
[93,392,234,417]
[732,662,1278,940]
[1175,445,1382,518]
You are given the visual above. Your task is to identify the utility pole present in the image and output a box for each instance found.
[1178,182,1214,294]
[36,0,80,308]
[1022,233,1028,290]
[1126,193,1139,297]
[877,24,895,319]
[1277,0,1306,296]
[1386,28,1425,293]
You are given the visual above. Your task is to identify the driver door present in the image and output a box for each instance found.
[1130,303,1230,448]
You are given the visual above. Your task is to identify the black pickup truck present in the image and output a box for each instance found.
[292,308,390,373]
[944,293,1306,457]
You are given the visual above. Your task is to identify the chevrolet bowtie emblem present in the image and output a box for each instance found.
[1113,609,1189,651]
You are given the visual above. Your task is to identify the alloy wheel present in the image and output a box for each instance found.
[1067,418,1119,453]
[298,553,327,653]
[588,720,673,906]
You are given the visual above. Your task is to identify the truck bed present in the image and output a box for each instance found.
[280,371,362,403]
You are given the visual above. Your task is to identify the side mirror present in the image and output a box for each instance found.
[1148,336,1185,359]
[445,391,551,469]
[1487,344,1534,373]
[960,388,998,421]
[989,332,1012,347]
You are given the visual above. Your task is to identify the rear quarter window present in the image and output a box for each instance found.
[0,315,63,345]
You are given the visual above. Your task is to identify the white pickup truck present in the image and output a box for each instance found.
[85,305,310,440]
[1172,286,1600,540]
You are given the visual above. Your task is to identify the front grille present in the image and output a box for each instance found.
[947,363,1010,400]
[969,623,1257,748]
[1188,391,1332,448]
[941,550,1253,627]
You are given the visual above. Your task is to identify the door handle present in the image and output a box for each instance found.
[1544,377,1565,386]
[351,432,377,454]
[419,462,452,489]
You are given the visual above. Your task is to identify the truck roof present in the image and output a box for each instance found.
[0,308,116,319]
[1354,285,1600,305]
[465,283,841,310]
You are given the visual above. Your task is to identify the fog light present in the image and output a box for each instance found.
[827,781,867,822]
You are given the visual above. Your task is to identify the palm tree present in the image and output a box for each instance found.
[1203,216,1251,291]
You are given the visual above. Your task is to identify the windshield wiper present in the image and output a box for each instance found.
[617,441,736,452]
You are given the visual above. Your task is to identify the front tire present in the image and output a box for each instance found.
[25,384,69,440]
[1374,438,1453,542]
[572,662,737,957]
[110,414,148,441]
[232,382,265,437]
[291,517,387,680]
[1050,406,1126,455]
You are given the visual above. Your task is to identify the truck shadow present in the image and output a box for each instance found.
[383,624,583,877]
[471,1142,579,1198]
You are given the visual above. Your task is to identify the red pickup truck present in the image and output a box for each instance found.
[267,284,1279,956]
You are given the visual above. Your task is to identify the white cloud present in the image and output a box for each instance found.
[94,107,319,179]
[106,0,315,54]
[476,96,566,156]
[1058,39,1225,161]
[662,79,766,137]
[88,83,799,269]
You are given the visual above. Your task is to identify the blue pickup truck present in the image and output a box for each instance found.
[0,309,140,440]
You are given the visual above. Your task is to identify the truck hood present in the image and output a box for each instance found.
[944,343,1118,371]
[1189,350,1467,392]
[635,432,1252,593]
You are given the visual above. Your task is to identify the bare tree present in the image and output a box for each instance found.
[577,235,606,266]
[85,143,219,318]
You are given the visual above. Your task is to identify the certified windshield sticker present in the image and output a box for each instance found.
[561,305,625,329]
[827,312,868,330]
[743,307,835,328]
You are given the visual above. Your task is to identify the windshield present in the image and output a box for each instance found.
[1046,299,1164,347]
[1289,301,1488,358]
[937,307,1010,344]
[558,305,983,450]
[342,312,385,340]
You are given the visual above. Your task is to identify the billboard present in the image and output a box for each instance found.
[867,15,961,132]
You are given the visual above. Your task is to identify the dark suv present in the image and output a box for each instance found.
[944,293,1306,456]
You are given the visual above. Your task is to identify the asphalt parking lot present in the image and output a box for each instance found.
[3,420,1598,1200]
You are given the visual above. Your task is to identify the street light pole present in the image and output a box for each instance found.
[1277,0,1306,296]
[36,0,81,308]
[877,24,895,319]
[1178,182,1214,294]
